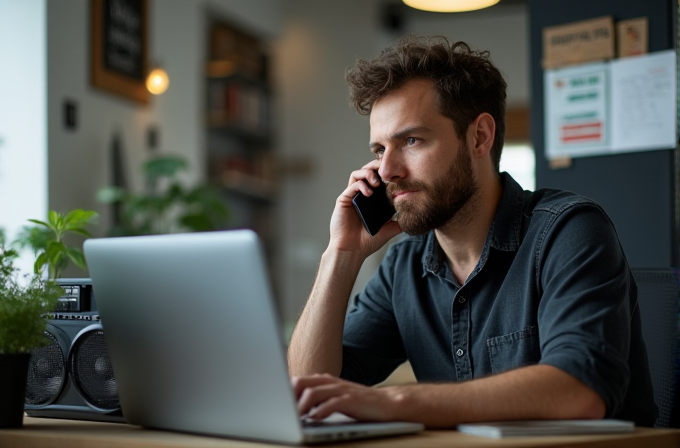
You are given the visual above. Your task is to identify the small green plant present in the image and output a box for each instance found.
[14,210,98,279]
[97,155,229,236]
[0,230,62,354]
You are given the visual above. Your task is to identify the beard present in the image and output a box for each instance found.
[387,144,479,236]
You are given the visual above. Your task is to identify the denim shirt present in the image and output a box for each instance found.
[341,173,658,426]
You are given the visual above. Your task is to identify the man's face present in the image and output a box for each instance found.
[369,79,479,235]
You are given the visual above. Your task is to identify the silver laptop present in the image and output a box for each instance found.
[83,230,423,444]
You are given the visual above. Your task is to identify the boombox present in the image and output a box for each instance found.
[24,278,125,422]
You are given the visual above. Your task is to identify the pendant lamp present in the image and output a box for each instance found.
[403,0,500,13]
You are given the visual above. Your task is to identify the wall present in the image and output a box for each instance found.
[0,0,47,275]
[272,0,381,327]
[399,2,529,107]
[273,1,530,327]
[44,0,280,276]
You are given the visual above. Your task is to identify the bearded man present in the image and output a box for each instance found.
[287,35,658,427]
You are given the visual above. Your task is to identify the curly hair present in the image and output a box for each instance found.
[345,35,507,172]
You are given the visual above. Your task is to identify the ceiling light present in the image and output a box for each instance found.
[403,0,500,12]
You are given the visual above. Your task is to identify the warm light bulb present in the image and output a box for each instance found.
[403,0,499,12]
[146,68,169,95]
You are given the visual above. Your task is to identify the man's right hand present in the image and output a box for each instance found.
[328,160,402,258]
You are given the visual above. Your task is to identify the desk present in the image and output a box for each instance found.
[0,417,678,448]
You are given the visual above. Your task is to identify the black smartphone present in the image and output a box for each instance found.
[352,175,397,236]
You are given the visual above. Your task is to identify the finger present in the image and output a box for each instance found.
[338,179,373,203]
[348,166,382,188]
[307,395,353,421]
[360,159,381,172]
[291,374,334,398]
[297,383,349,416]
[309,393,390,422]
[291,374,340,400]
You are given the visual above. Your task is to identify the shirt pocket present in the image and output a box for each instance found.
[486,326,540,375]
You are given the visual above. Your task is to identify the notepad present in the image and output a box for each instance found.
[457,419,635,438]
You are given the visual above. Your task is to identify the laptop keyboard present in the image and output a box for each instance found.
[302,417,372,427]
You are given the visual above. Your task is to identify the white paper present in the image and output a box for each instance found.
[544,50,677,161]
[545,62,609,160]
[610,49,676,152]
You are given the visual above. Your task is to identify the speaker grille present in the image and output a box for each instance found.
[68,329,119,410]
[25,331,66,406]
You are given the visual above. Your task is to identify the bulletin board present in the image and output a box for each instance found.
[528,0,678,268]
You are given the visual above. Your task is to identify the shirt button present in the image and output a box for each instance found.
[456,348,464,357]
[458,296,466,303]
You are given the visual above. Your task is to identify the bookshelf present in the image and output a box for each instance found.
[205,20,276,258]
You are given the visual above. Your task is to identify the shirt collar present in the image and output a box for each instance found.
[421,172,527,277]
[488,172,528,252]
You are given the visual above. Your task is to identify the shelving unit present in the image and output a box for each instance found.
[205,20,277,258]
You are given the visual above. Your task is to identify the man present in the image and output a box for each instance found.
[287,35,657,428]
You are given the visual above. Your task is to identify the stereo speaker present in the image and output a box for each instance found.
[24,279,125,422]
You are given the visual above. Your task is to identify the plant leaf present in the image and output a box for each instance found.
[65,228,93,238]
[12,225,54,254]
[179,213,213,232]
[45,241,66,266]
[144,156,188,182]
[27,219,51,229]
[34,252,49,275]
[65,247,87,269]
[63,209,98,229]
[48,210,61,228]
[97,186,126,203]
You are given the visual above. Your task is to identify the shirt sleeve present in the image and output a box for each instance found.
[340,246,408,385]
[535,202,633,417]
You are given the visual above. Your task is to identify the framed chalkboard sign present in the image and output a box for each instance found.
[91,0,148,104]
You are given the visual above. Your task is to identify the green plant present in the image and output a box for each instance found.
[14,210,98,279]
[97,154,229,236]
[0,230,62,354]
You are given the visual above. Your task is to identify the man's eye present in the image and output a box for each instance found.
[374,149,384,159]
[406,137,417,145]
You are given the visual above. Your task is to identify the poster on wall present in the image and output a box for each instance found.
[543,16,614,69]
[545,50,677,160]
[610,49,676,152]
[545,62,609,160]
[91,0,148,104]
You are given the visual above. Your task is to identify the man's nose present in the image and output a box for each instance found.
[378,148,404,183]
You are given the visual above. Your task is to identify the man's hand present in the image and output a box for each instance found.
[329,160,401,258]
[292,374,402,422]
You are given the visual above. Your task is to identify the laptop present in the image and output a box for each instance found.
[83,230,424,444]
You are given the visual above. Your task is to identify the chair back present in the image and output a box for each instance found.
[632,268,680,427]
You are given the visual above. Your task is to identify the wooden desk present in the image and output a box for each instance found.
[0,417,678,448]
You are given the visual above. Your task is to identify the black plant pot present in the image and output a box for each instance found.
[0,353,30,428]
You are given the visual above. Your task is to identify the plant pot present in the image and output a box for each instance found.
[0,353,30,428]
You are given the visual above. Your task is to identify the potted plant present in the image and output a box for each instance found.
[0,210,97,428]
[0,232,61,428]
[14,209,98,278]
[97,155,229,236]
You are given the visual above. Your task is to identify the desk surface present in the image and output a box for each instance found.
[0,417,678,448]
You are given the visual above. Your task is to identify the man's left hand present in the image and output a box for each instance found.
[292,374,402,422]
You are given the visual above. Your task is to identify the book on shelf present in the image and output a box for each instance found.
[209,24,262,79]
[207,79,268,133]
[456,419,635,439]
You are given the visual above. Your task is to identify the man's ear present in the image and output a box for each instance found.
[468,113,495,160]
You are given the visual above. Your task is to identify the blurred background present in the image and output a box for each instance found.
[0,0,675,335]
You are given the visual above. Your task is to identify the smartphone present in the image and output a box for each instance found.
[352,175,397,236]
